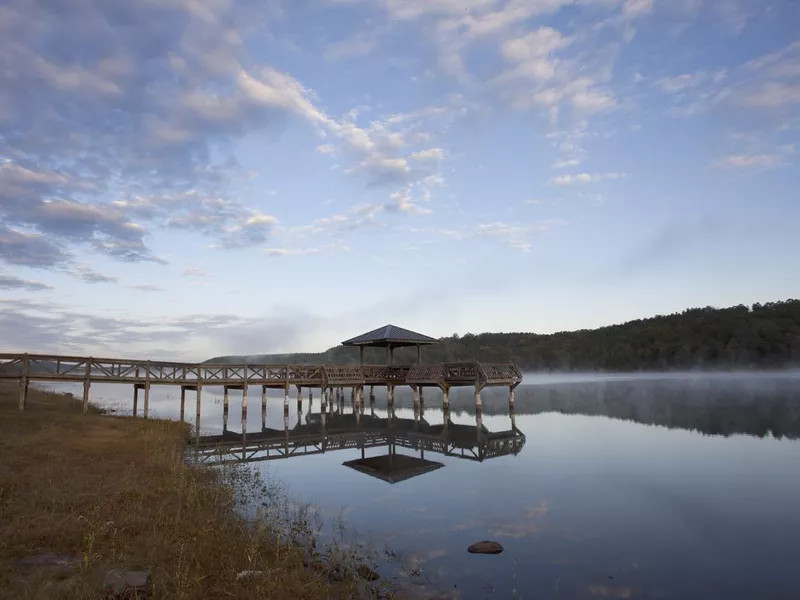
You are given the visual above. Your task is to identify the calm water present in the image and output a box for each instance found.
[51,374,800,599]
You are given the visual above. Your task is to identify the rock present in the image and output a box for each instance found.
[356,565,380,581]
[12,553,83,569]
[467,541,503,555]
[100,569,150,598]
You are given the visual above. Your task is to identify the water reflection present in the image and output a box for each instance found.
[191,406,525,475]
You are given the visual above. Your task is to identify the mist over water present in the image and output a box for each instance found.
[38,372,800,599]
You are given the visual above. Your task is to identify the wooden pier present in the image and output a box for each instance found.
[0,353,522,427]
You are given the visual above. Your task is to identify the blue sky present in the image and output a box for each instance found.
[0,0,798,360]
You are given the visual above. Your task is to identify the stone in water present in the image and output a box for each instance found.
[467,541,503,555]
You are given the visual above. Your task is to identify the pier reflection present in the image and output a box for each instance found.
[190,406,525,479]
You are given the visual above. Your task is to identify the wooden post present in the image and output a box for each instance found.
[283,386,289,411]
[242,383,248,436]
[417,344,421,364]
[19,354,29,411]
[195,385,202,445]
[143,361,151,419]
[369,385,375,405]
[83,358,92,415]
[419,386,424,404]
[360,346,364,365]
[474,386,482,411]
[509,385,515,410]
[442,386,450,410]
[297,385,302,413]
[133,366,140,416]
[387,385,394,409]
[180,387,186,422]
[261,386,267,430]
[223,387,229,432]
[412,386,420,409]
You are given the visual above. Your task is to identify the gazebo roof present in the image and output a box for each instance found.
[342,454,444,483]
[341,324,439,348]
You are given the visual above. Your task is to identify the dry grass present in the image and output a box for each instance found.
[0,382,389,599]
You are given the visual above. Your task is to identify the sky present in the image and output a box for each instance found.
[0,0,798,360]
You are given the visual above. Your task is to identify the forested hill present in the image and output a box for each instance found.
[207,299,800,371]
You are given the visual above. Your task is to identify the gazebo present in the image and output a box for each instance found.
[341,324,439,365]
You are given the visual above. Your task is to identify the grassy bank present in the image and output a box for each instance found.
[0,383,385,599]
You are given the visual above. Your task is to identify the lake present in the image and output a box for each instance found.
[52,373,800,599]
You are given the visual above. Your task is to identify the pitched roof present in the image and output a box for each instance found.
[341,324,439,347]
[342,454,444,483]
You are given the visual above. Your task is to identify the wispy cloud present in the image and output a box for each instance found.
[711,154,785,170]
[0,274,53,292]
[551,173,624,186]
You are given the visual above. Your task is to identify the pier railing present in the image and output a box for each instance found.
[0,353,522,389]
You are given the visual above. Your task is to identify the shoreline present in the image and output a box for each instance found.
[0,382,390,599]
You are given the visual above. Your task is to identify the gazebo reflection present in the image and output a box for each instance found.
[190,406,525,482]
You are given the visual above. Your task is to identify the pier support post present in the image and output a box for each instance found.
[223,387,229,432]
[508,385,515,411]
[387,385,394,410]
[83,380,91,415]
[297,385,303,413]
[83,358,92,415]
[308,388,313,410]
[195,385,202,445]
[369,385,375,406]
[474,385,483,413]
[132,386,139,417]
[19,354,29,411]
[180,387,186,422]
[142,382,150,419]
[442,386,450,410]
[419,387,424,405]
[241,383,248,436]
[283,386,289,413]
[412,386,420,410]
[142,361,151,419]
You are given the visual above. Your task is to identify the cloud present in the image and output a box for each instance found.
[69,266,118,284]
[0,225,69,267]
[128,284,163,292]
[655,73,705,94]
[0,0,294,268]
[741,83,800,109]
[410,148,445,161]
[0,274,53,292]
[551,173,624,185]
[552,159,582,169]
[0,297,327,360]
[711,154,785,170]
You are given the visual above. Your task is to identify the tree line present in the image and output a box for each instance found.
[208,299,800,371]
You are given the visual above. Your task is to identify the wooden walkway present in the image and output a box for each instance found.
[0,353,523,416]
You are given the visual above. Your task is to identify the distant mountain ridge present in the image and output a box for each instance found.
[206,299,800,371]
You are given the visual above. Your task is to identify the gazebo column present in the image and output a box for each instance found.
[261,386,267,430]
[360,346,365,365]
[297,385,303,414]
[417,344,422,364]
[412,385,420,411]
